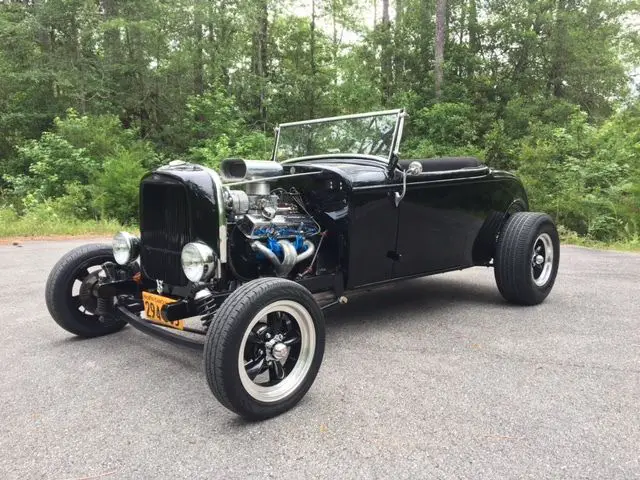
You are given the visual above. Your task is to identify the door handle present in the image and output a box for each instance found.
[394,162,422,207]
[394,169,408,207]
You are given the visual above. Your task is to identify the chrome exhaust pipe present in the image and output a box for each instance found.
[251,240,297,277]
[251,239,316,277]
[296,240,315,263]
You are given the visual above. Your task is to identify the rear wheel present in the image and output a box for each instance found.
[204,278,325,420]
[45,244,127,337]
[494,212,560,305]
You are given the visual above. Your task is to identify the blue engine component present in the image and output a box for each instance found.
[237,212,319,240]
[264,234,308,260]
[252,224,319,239]
[233,199,319,262]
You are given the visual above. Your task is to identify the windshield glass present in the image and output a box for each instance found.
[273,110,403,163]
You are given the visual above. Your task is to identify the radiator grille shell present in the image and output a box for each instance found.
[139,171,219,286]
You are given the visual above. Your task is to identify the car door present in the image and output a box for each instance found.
[392,177,490,278]
[346,185,399,288]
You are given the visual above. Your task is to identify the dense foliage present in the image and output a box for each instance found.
[0,0,638,244]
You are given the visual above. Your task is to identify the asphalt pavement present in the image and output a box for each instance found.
[0,240,638,479]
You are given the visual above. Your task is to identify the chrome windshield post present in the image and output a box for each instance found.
[388,110,407,172]
[271,125,281,161]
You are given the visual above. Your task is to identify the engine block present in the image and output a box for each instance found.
[237,212,319,240]
[225,186,320,242]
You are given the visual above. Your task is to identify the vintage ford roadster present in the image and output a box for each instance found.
[46,109,560,419]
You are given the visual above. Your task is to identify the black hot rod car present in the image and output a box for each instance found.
[46,109,559,419]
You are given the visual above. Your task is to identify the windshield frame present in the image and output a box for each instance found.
[271,109,406,164]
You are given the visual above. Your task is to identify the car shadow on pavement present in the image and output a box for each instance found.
[53,274,506,357]
[323,274,508,328]
[52,327,204,370]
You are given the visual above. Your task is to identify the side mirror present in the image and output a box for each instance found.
[406,161,422,176]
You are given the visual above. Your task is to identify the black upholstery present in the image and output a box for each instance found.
[398,156,483,172]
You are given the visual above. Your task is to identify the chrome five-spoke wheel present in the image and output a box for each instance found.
[204,278,325,420]
[239,300,316,403]
[531,233,554,287]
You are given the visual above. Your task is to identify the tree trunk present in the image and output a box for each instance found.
[194,21,204,95]
[434,0,447,100]
[394,0,403,86]
[101,0,120,58]
[251,0,268,124]
[467,0,479,76]
[207,0,232,89]
[68,12,86,113]
[380,0,392,103]
[124,23,149,135]
[468,0,479,54]
[100,0,121,112]
[310,0,317,117]
[32,0,50,50]
[331,0,339,85]
[549,0,568,97]
[373,0,377,26]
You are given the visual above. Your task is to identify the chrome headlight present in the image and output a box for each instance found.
[181,242,216,282]
[112,232,140,265]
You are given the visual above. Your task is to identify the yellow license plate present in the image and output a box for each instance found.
[142,291,183,330]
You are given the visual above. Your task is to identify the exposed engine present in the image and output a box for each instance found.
[221,159,321,278]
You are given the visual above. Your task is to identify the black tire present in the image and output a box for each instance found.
[494,212,560,305]
[204,277,325,420]
[45,244,127,337]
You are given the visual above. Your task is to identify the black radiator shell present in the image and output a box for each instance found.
[139,165,220,286]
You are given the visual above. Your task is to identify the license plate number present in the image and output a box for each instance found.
[142,291,183,330]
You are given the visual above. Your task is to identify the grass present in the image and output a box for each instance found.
[0,206,127,239]
[561,236,640,252]
[557,225,640,252]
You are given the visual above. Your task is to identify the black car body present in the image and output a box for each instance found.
[46,109,559,419]
[140,154,526,290]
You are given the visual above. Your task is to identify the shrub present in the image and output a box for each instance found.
[483,120,518,171]
[51,183,98,220]
[411,102,478,147]
[3,133,97,208]
[515,107,640,242]
[93,150,147,224]
[53,111,160,170]
[189,131,272,169]
[2,110,159,222]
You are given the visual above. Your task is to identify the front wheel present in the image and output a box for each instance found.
[494,212,560,305]
[45,244,127,337]
[204,278,325,420]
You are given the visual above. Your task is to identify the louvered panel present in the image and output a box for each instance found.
[140,180,192,286]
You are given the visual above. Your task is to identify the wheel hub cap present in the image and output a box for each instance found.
[531,233,554,287]
[271,342,289,362]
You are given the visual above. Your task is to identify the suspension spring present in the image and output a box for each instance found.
[95,297,114,318]
[195,289,218,329]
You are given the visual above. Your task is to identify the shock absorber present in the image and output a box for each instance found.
[194,288,217,329]
[95,297,114,319]
[95,261,120,319]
